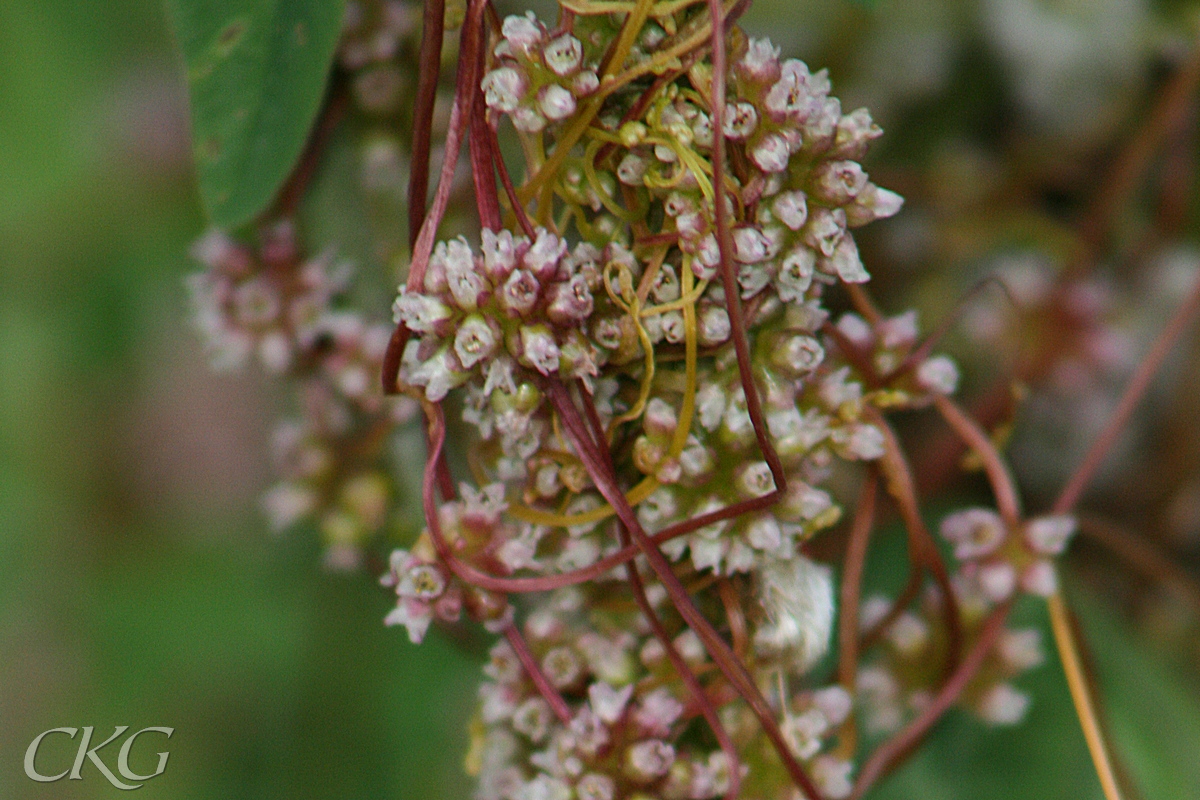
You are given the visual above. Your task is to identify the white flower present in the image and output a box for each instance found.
[454,315,498,369]
[500,12,542,53]
[722,101,759,139]
[482,67,527,113]
[392,289,453,332]
[1021,560,1058,597]
[482,228,520,279]
[588,682,634,724]
[846,183,904,227]
[543,34,583,76]
[779,334,825,373]
[812,160,868,205]
[766,59,820,118]
[732,226,771,263]
[1024,515,1077,555]
[827,234,868,283]
[917,355,960,394]
[777,246,816,301]
[623,740,675,782]
[941,508,1007,560]
[977,683,1031,726]
[978,561,1017,601]
[998,628,1045,671]
[804,207,846,257]
[634,688,684,737]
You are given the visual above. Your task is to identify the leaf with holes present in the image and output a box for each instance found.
[167,0,345,229]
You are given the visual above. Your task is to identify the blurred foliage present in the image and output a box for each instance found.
[0,2,477,799]
[3,0,1200,798]
[166,0,346,228]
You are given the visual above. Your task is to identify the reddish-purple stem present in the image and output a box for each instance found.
[408,0,446,250]
[545,380,824,800]
[705,0,788,501]
[837,475,877,689]
[576,387,742,800]
[1053,266,1200,514]
[470,21,502,232]
[488,121,536,238]
[503,623,573,723]
[933,395,1022,527]
[849,602,1013,799]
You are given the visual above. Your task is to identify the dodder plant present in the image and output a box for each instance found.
[176,1,1200,798]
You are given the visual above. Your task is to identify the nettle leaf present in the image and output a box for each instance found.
[167,0,345,229]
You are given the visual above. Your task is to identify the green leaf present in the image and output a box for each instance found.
[166,0,345,229]
[1071,589,1200,800]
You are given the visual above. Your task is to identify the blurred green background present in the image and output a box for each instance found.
[2,0,1199,799]
[0,2,479,798]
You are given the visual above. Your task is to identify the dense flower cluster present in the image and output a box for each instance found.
[482,14,600,133]
[184,1,1103,796]
[856,580,1047,734]
[365,0,1093,791]
[467,586,857,800]
[188,221,418,566]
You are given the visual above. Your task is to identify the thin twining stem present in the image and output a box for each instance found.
[1048,593,1123,800]
[849,602,1013,800]
[576,388,743,800]
[544,380,826,800]
[503,622,573,723]
[488,120,537,238]
[932,395,1022,527]
[1068,34,1200,278]
[1053,265,1200,515]
[407,0,446,251]
[858,566,921,652]
[1041,237,1200,800]
[419,403,572,723]
[705,0,788,502]
[835,475,877,758]
[885,276,1021,385]
[406,0,488,292]
[867,408,963,674]
[1080,516,1200,613]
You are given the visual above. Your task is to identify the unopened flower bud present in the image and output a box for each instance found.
[697,304,731,345]
[1021,560,1058,597]
[977,683,1030,726]
[738,37,782,82]
[538,83,577,121]
[501,12,542,53]
[773,190,809,230]
[750,133,790,173]
[917,355,959,395]
[846,183,904,227]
